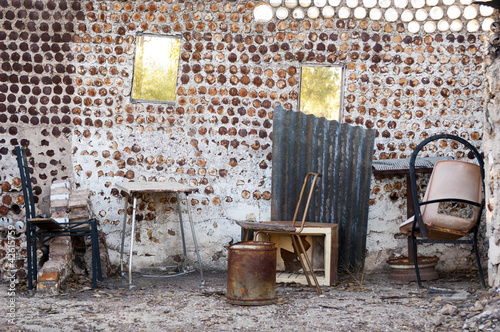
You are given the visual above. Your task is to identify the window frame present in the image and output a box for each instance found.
[298,63,346,122]
[130,32,182,105]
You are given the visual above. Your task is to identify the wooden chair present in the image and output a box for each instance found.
[399,134,486,287]
[16,145,102,290]
[237,172,323,294]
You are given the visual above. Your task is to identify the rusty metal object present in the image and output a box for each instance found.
[227,241,276,306]
[489,33,500,48]
[491,21,500,33]
[387,257,439,282]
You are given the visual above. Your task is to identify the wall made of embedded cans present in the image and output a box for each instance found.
[0,0,488,277]
[483,14,500,288]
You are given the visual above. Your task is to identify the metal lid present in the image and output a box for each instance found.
[230,241,276,250]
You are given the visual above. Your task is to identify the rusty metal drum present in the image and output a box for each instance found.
[226,241,277,306]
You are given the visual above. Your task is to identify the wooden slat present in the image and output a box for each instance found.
[236,220,296,233]
[425,224,469,240]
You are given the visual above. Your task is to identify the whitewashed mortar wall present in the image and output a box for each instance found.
[0,0,493,279]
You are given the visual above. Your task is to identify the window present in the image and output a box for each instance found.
[299,65,344,121]
[132,34,181,104]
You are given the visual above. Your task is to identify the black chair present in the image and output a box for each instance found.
[16,145,102,290]
[399,134,486,288]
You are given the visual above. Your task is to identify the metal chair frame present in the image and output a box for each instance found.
[408,134,486,288]
[238,172,323,294]
[16,145,102,290]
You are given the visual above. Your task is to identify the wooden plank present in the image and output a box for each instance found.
[426,224,469,240]
[236,220,296,232]
[116,181,199,195]
[28,218,63,230]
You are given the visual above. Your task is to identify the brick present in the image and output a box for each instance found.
[37,271,59,282]
[69,210,89,219]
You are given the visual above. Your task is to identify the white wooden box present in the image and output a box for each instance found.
[256,223,338,286]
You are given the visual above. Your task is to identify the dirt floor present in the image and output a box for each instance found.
[1,269,499,331]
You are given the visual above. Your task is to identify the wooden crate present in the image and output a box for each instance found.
[256,223,338,286]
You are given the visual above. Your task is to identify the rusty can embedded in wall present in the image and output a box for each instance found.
[226,241,277,306]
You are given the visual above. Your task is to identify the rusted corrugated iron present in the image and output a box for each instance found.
[271,106,375,271]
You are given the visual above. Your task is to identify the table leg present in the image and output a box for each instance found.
[406,174,415,219]
[176,194,187,271]
[185,193,205,286]
[128,193,138,289]
[120,195,129,275]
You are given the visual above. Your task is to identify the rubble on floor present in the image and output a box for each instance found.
[2,270,499,331]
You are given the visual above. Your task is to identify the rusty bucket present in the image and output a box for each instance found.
[387,256,439,281]
[226,241,277,306]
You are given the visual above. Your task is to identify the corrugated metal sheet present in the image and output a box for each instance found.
[271,106,376,271]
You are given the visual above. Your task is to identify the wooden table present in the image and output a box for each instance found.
[116,182,203,288]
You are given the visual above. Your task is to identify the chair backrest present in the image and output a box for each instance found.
[421,160,482,232]
[291,172,322,232]
[15,145,36,219]
[409,134,485,238]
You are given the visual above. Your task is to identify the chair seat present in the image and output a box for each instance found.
[28,218,63,230]
[28,218,92,231]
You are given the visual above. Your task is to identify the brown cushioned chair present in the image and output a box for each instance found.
[399,134,486,288]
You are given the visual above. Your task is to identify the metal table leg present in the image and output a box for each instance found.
[120,195,129,275]
[176,194,188,271]
[128,193,138,289]
[185,193,205,286]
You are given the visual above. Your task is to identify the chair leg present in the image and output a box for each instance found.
[410,236,422,288]
[293,234,322,295]
[90,219,102,288]
[94,222,102,282]
[32,230,38,289]
[91,237,96,290]
[472,237,486,288]
[26,224,33,290]
[290,235,313,287]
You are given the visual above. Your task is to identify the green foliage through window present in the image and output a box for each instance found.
[299,65,343,121]
[132,34,180,103]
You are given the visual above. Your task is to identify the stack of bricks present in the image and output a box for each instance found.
[49,181,71,223]
[36,182,92,292]
[68,189,92,225]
